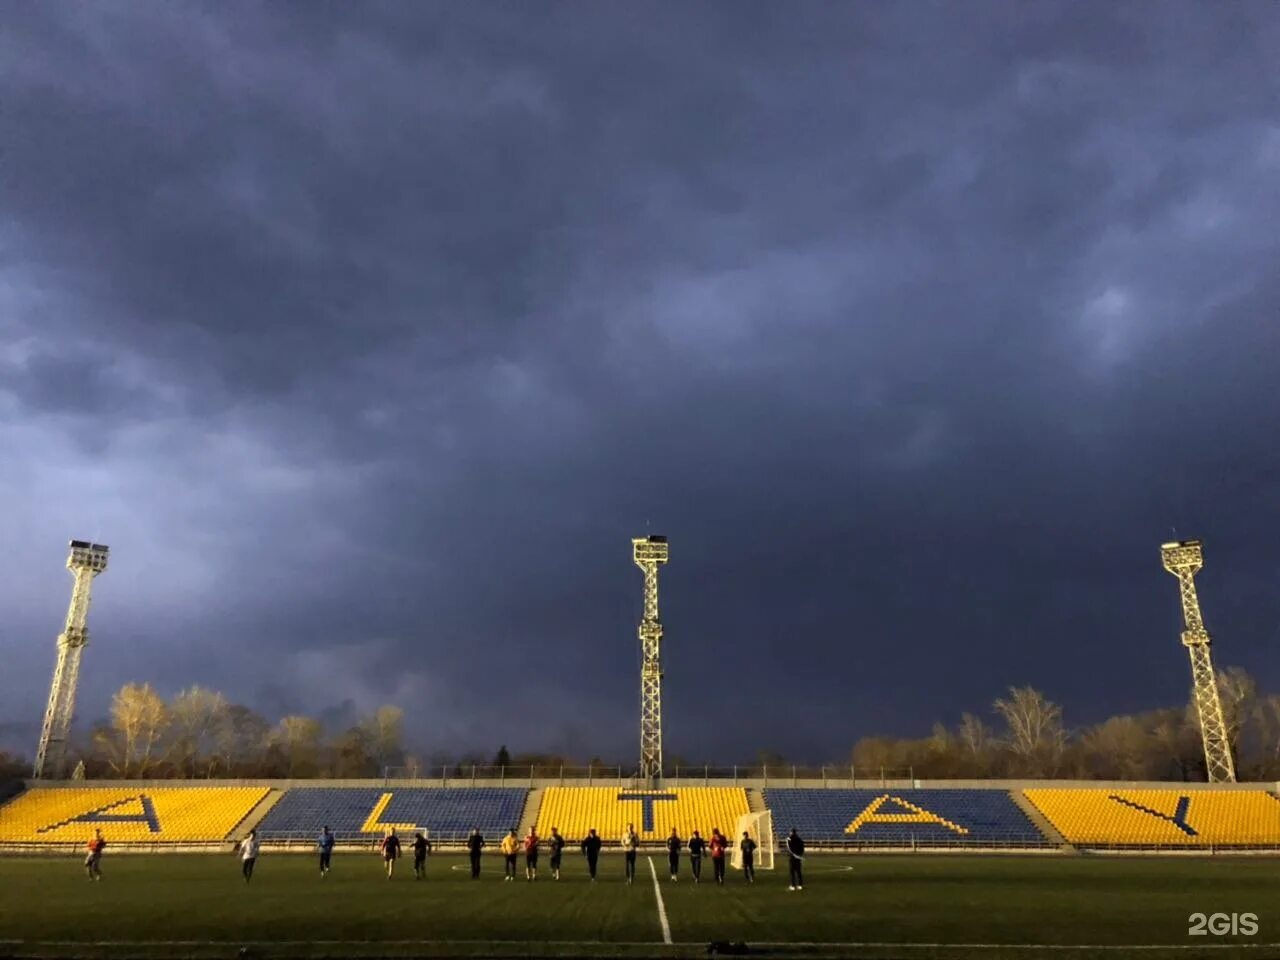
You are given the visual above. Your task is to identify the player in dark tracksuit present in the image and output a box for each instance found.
[413,831,432,879]
[786,829,805,890]
[740,831,757,883]
[688,830,706,883]
[318,826,335,877]
[548,827,566,880]
[581,829,603,880]
[666,828,681,882]
[467,828,485,879]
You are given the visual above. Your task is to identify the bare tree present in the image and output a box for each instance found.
[93,683,171,777]
[1214,665,1257,763]
[851,737,899,775]
[329,726,375,777]
[1131,708,1196,781]
[993,686,1064,776]
[1078,715,1155,780]
[364,705,405,773]
[214,704,271,776]
[273,715,323,777]
[1254,695,1280,763]
[957,712,992,758]
[170,686,228,777]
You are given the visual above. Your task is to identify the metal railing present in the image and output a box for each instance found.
[381,764,641,786]
[376,764,923,786]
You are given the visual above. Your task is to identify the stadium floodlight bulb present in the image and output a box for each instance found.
[1160,539,1203,576]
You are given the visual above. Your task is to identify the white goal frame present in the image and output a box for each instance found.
[731,809,775,870]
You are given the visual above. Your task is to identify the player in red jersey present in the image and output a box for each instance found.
[709,828,728,885]
[85,829,105,881]
[524,829,540,881]
[380,828,401,879]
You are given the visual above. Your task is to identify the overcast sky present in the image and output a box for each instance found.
[2,2,1278,765]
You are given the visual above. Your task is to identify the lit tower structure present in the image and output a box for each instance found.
[33,540,110,779]
[1160,539,1236,783]
[633,535,669,783]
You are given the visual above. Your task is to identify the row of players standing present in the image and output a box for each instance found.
[232,824,807,890]
[459,823,806,889]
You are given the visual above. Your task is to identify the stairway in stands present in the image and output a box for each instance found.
[516,787,543,837]
[1010,790,1073,851]
[231,789,286,841]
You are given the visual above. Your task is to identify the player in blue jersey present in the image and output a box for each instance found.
[318,826,335,877]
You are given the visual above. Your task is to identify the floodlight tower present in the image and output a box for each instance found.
[633,535,669,783]
[33,540,109,779]
[1161,539,1236,783]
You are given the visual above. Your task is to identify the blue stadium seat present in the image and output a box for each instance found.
[255,788,527,842]
[763,789,1049,846]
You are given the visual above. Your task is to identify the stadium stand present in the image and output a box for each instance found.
[0,787,269,843]
[536,787,750,841]
[1024,789,1280,847]
[254,787,527,842]
[762,789,1049,846]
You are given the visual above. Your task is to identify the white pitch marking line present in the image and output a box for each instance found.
[646,855,673,945]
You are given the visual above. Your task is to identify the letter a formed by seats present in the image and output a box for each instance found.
[39,795,161,834]
[845,794,969,836]
[0,787,270,843]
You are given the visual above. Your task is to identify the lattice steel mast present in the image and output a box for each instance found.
[1161,539,1236,783]
[633,535,669,782]
[33,540,109,779]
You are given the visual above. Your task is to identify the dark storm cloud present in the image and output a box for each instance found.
[2,2,1278,761]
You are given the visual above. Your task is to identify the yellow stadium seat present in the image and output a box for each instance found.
[536,787,749,841]
[0,788,269,843]
[1024,789,1280,846]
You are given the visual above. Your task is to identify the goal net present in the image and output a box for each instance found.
[730,809,775,870]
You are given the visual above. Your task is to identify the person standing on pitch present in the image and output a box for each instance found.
[237,828,260,883]
[786,828,805,890]
[739,830,757,883]
[548,827,566,880]
[524,828,540,881]
[413,831,432,880]
[380,828,401,879]
[709,828,727,885]
[687,830,705,883]
[666,827,681,882]
[501,828,520,881]
[467,828,485,879]
[621,822,640,885]
[581,828,602,881]
[85,829,105,881]
[318,826,335,878]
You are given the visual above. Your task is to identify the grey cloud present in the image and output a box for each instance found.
[2,2,1278,762]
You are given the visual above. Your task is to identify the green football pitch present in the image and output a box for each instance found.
[0,853,1276,959]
